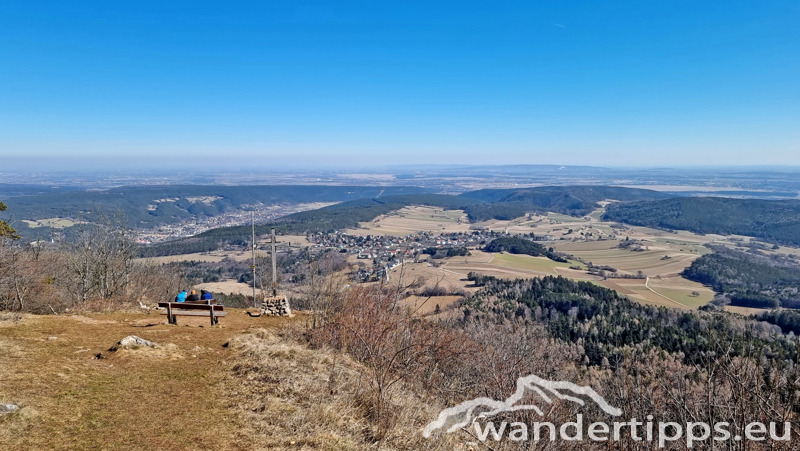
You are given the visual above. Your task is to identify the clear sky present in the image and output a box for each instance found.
[1,1,798,169]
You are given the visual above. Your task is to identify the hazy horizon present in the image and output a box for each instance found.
[5,157,800,174]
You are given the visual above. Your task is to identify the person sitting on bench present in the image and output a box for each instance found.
[186,290,200,302]
[175,290,187,302]
[200,290,213,301]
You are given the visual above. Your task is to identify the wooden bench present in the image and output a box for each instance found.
[158,301,226,326]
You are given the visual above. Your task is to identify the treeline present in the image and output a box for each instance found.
[757,310,800,336]
[682,250,800,309]
[422,246,470,258]
[463,274,795,368]
[461,201,531,222]
[603,196,800,246]
[483,237,568,262]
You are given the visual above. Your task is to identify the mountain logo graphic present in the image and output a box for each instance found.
[423,374,622,438]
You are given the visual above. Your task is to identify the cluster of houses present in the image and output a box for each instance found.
[134,204,318,244]
[306,230,510,282]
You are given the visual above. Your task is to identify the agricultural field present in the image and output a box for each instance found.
[392,251,710,310]
[551,239,702,277]
[595,277,714,309]
[194,279,264,297]
[142,250,257,264]
[270,234,312,248]
[648,286,713,308]
[21,217,76,228]
[347,206,470,236]
[647,276,715,306]
[388,261,479,295]
[487,252,582,276]
[598,279,687,309]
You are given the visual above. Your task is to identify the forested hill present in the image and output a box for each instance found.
[4,185,427,227]
[458,185,672,221]
[682,250,800,309]
[141,194,477,256]
[461,185,671,203]
[463,274,796,367]
[603,197,800,246]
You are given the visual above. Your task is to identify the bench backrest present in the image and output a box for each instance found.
[158,302,224,311]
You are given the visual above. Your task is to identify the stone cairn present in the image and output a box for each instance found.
[260,295,292,317]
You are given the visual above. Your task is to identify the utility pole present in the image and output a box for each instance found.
[251,211,256,308]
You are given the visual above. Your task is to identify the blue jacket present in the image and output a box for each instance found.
[175,291,187,302]
[201,292,213,300]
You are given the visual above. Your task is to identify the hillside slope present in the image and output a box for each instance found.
[603,197,800,246]
[5,185,428,240]
[6,185,427,224]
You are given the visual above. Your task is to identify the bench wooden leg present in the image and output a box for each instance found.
[167,303,175,325]
[210,308,216,326]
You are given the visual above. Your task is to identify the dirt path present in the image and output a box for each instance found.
[645,277,686,308]
[0,310,293,450]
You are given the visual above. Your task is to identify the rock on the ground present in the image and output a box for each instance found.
[0,404,19,415]
[109,335,158,351]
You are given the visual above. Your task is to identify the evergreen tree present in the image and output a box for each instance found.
[0,202,20,240]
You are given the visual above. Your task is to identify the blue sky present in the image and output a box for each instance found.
[1,1,798,168]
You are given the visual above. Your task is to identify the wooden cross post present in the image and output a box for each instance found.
[252,227,293,309]
[265,228,282,297]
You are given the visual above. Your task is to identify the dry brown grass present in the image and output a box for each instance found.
[0,309,469,451]
[400,295,462,315]
[222,327,462,450]
[0,309,288,450]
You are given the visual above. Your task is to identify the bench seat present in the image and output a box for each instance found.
[158,301,225,326]
[158,302,224,310]
[160,310,228,317]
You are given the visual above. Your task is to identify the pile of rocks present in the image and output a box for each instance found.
[260,296,292,317]
[109,335,158,351]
